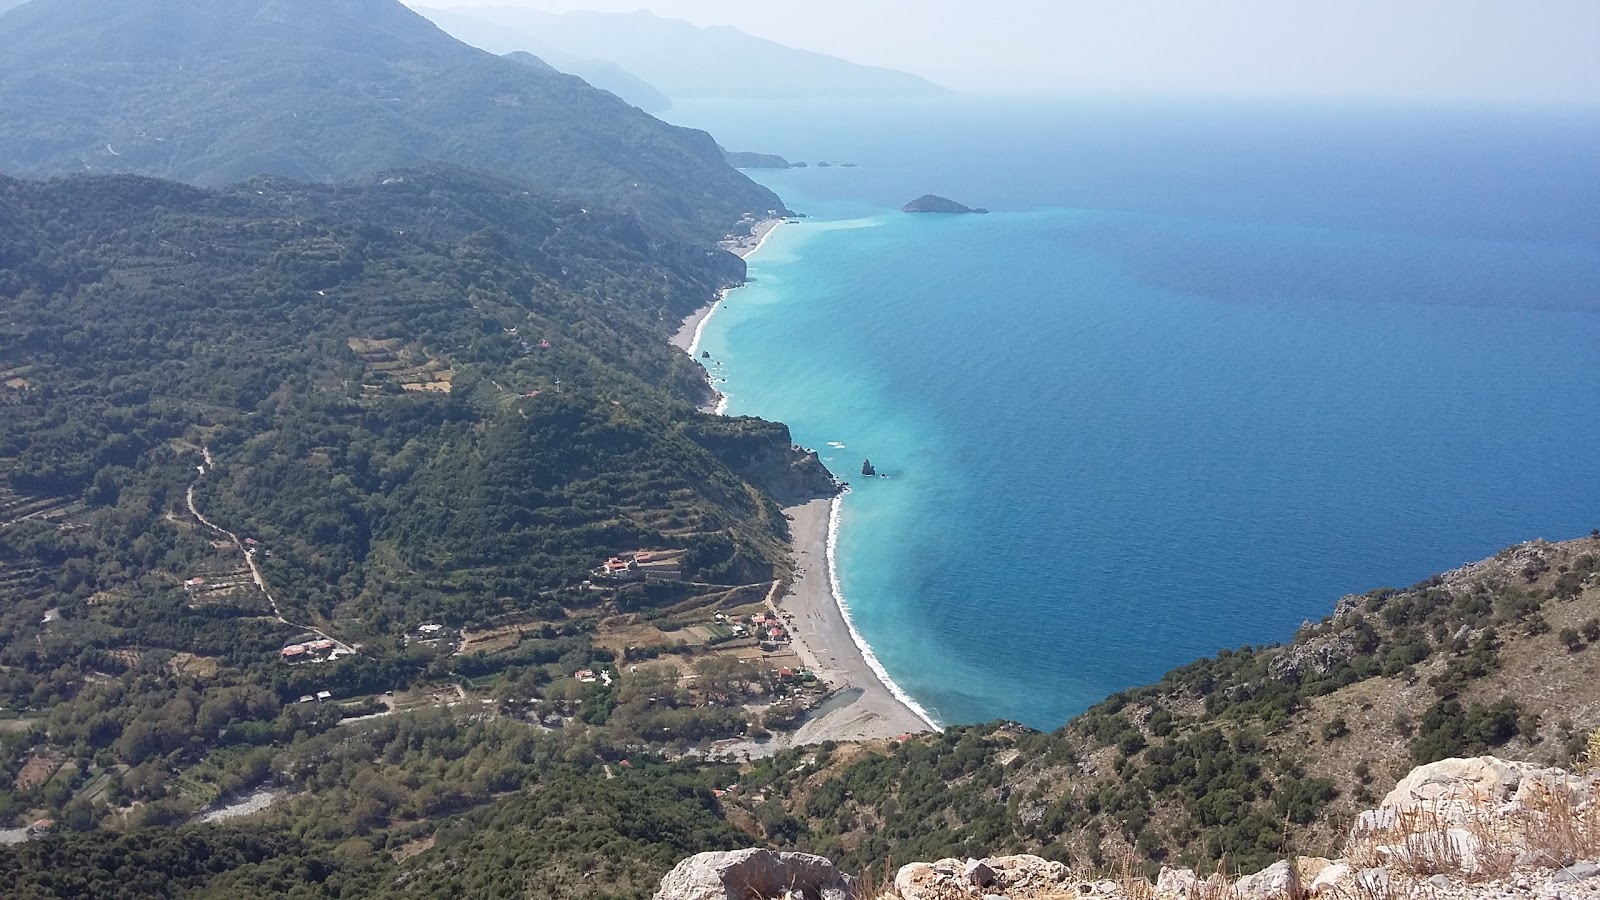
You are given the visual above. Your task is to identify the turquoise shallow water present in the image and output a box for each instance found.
[681,99,1600,729]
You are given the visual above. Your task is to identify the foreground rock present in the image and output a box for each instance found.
[658,755,1600,900]
[894,855,1069,900]
[902,194,989,214]
[654,848,859,900]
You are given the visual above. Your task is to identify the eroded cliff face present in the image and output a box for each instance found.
[655,756,1600,900]
[685,416,842,508]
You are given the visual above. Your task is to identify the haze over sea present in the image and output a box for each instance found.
[670,98,1600,729]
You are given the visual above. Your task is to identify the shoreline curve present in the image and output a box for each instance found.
[672,216,937,743]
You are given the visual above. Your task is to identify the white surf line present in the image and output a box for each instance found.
[685,287,725,360]
[687,219,786,361]
[825,493,941,730]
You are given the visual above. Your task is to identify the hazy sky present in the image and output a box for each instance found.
[416,1,1600,106]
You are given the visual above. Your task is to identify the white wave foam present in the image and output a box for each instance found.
[824,493,941,730]
[687,220,785,366]
[685,287,725,360]
[827,441,846,449]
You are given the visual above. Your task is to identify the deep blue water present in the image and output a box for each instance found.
[669,98,1600,729]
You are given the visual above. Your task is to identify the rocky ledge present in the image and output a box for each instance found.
[902,194,988,214]
[655,756,1600,900]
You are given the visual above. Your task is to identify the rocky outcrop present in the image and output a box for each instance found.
[893,855,1068,900]
[654,849,858,900]
[901,194,988,214]
[1233,860,1300,899]
[1347,756,1599,877]
[685,418,842,506]
[658,756,1600,900]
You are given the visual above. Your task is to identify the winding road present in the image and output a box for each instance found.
[186,448,353,654]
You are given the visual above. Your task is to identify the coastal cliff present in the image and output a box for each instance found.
[686,416,842,507]
[726,150,797,169]
[655,754,1600,899]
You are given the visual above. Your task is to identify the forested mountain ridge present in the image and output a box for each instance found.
[414,6,949,102]
[0,0,786,242]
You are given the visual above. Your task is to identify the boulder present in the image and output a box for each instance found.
[985,855,1070,893]
[965,859,997,887]
[1293,857,1331,885]
[1307,863,1354,897]
[1155,867,1197,898]
[895,856,1067,899]
[655,849,857,900]
[1374,827,1483,875]
[1232,860,1299,899]
[1380,756,1545,809]
[894,860,960,900]
[1553,862,1600,884]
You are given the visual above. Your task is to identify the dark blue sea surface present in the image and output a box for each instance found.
[671,98,1600,729]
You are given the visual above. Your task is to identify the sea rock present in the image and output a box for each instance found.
[901,194,988,214]
[1232,860,1299,899]
[861,458,876,477]
[654,849,858,900]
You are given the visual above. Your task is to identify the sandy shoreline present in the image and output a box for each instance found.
[670,217,782,355]
[777,497,935,744]
[674,216,934,746]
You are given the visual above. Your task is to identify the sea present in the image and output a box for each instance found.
[666,97,1600,730]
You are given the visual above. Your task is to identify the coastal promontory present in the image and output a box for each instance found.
[902,193,989,214]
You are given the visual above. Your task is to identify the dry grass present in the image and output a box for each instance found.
[1347,775,1599,884]
[1582,729,1600,775]
[1517,775,1600,868]
[1115,851,1155,900]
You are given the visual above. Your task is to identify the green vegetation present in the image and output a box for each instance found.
[0,166,830,841]
[0,0,785,242]
[0,6,1593,887]
[715,537,1600,878]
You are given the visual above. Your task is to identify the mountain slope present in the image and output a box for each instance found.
[0,0,784,241]
[414,6,949,101]
[504,48,672,114]
[0,166,840,761]
[732,534,1600,875]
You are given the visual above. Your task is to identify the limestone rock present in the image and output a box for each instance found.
[655,849,857,900]
[1307,863,1354,897]
[985,855,1069,893]
[965,859,996,888]
[1293,857,1331,885]
[894,860,955,900]
[1380,756,1545,808]
[1233,860,1299,899]
[1373,827,1484,875]
[1155,867,1197,898]
[1553,862,1600,883]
